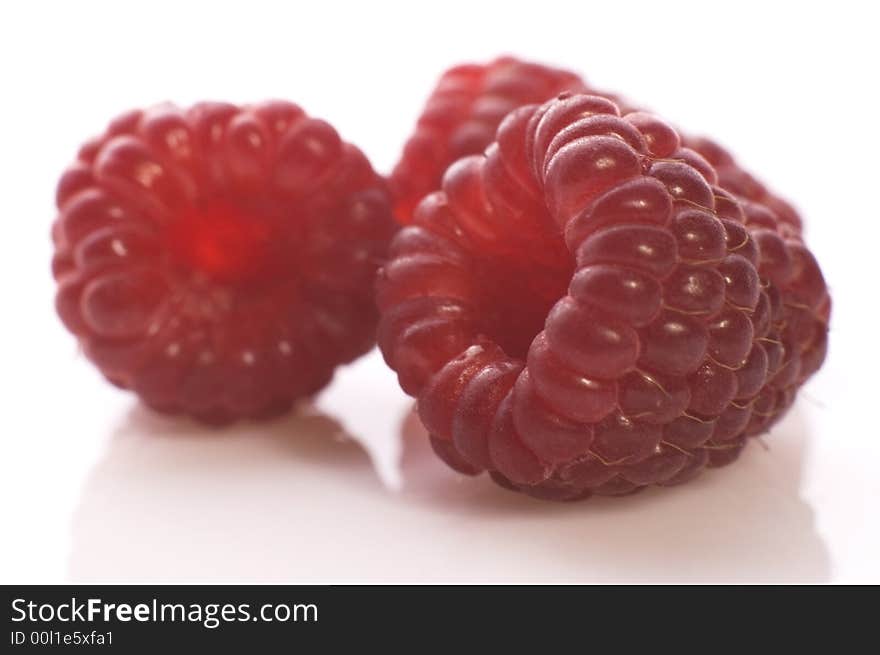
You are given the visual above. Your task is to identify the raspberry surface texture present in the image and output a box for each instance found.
[377,93,830,501]
[53,101,396,423]
[389,57,587,222]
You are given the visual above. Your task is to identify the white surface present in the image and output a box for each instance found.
[1,0,878,583]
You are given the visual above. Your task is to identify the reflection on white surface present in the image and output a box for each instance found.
[69,398,829,583]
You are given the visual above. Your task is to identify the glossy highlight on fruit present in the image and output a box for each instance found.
[53,101,396,423]
[377,93,830,501]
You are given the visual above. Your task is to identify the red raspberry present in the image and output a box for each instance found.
[392,57,801,236]
[53,101,396,424]
[377,93,829,501]
[389,57,587,222]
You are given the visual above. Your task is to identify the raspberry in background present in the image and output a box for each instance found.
[377,93,830,501]
[389,57,587,222]
[53,101,396,424]
[391,56,802,233]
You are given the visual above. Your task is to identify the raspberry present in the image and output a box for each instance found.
[53,101,396,424]
[391,57,801,236]
[389,57,586,222]
[377,93,829,501]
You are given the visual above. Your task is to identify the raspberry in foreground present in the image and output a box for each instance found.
[53,101,396,424]
[376,93,830,501]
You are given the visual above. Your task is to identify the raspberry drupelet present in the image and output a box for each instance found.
[376,93,829,501]
[53,101,397,424]
[681,134,803,232]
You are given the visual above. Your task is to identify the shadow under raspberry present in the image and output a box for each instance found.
[68,395,829,583]
[397,404,831,583]
[68,401,389,583]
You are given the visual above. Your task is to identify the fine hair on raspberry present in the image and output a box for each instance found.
[377,92,829,501]
[53,101,397,424]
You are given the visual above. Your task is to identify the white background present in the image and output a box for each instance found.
[1,0,878,583]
